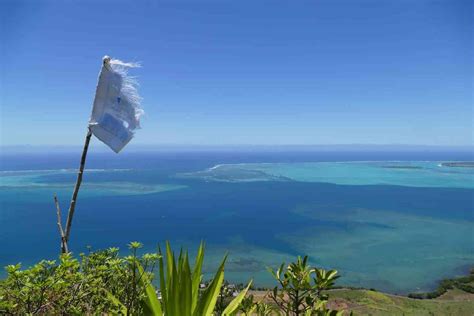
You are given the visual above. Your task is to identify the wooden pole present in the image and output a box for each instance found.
[60,127,93,252]
[54,194,68,253]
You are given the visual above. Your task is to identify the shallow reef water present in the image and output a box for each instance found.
[1,151,473,293]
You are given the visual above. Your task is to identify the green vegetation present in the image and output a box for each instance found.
[0,242,342,315]
[267,256,342,315]
[0,242,249,315]
[0,246,150,315]
[408,269,474,299]
[133,241,252,316]
[215,281,247,315]
[325,288,474,315]
[2,241,472,315]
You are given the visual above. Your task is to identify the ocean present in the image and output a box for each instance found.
[1,147,473,294]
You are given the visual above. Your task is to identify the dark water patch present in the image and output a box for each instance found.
[227,258,263,272]
[441,162,474,168]
[382,165,423,169]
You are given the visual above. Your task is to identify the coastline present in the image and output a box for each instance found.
[247,268,474,315]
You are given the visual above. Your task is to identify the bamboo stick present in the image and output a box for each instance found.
[63,127,93,246]
[54,195,68,253]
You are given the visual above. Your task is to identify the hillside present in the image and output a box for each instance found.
[327,288,474,315]
[250,288,474,315]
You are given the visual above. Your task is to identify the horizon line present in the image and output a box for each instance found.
[1,143,473,153]
[1,143,473,147]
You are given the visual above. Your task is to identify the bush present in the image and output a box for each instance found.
[0,245,154,315]
[267,255,342,315]
[0,244,346,315]
[0,242,251,316]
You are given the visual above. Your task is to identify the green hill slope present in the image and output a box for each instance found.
[327,288,474,316]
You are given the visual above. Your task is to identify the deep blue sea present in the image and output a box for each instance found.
[1,147,473,294]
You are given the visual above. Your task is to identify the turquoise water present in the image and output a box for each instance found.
[1,169,186,196]
[1,152,473,294]
[179,160,474,291]
[179,161,474,188]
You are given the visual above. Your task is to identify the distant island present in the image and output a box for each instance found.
[441,162,474,168]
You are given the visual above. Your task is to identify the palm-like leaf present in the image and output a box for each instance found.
[193,255,227,316]
[222,280,253,315]
[136,261,163,316]
[105,290,128,315]
[191,241,205,313]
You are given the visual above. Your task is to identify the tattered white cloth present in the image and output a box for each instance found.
[89,56,143,153]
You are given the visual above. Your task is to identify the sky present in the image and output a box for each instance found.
[1,0,472,147]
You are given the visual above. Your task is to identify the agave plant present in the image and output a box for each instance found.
[116,241,252,316]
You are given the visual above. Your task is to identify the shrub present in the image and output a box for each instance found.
[0,244,346,315]
[0,242,251,316]
[0,245,155,315]
[267,256,342,316]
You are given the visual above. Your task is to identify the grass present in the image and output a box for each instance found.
[326,289,474,315]
[250,287,474,315]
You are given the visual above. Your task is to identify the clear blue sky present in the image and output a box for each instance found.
[1,0,472,146]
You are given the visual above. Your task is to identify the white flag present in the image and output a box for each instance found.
[89,56,143,153]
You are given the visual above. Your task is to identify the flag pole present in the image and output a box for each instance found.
[54,56,142,253]
[60,127,93,253]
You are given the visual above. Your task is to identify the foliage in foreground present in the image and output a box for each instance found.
[0,246,149,315]
[0,242,342,315]
[268,256,342,316]
[133,241,252,316]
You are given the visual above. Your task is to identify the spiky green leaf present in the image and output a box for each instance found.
[136,261,162,316]
[193,255,227,316]
[222,280,253,315]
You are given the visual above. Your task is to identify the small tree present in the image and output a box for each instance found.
[267,256,340,315]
